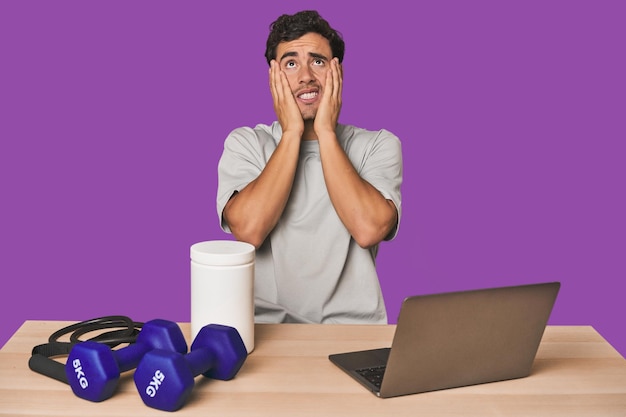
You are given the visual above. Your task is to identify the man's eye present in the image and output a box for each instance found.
[313,59,325,66]
[285,61,296,68]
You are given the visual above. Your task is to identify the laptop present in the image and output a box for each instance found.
[329,281,560,398]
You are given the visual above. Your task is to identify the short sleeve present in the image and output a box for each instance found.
[356,129,403,241]
[216,126,274,233]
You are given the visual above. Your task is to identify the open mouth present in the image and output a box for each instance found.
[297,90,319,102]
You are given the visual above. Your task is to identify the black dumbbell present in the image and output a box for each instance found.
[65,319,187,402]
[133,323,248,412]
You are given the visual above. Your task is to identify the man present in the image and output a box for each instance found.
[217,10,402,324]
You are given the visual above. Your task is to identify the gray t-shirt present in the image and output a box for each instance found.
[217,122,402,324]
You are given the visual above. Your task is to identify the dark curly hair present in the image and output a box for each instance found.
[264,10,345,65]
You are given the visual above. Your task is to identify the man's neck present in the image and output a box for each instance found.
[302,120,318,141]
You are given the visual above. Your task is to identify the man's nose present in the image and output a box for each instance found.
[298,66,315,84]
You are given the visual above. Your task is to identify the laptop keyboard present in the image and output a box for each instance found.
[355,365,386,389]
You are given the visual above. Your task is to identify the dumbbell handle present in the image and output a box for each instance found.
[112,342,151,373]
[184,348,218,378]
[111,319,187,373]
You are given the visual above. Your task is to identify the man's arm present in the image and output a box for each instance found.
[316,59,398,248]
[222,61,303,249]
[319,136,399,248]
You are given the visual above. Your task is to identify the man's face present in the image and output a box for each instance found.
[275,32,333,121]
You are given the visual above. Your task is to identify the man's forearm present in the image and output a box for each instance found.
[318,133,397,248]
[223,133,301,248]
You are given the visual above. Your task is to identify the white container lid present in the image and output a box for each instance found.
[190,240,255,266]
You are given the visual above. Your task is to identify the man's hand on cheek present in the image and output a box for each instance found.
[269,60,304,137]
[315,58,343,136]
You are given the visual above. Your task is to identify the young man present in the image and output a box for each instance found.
[217,10,402,324]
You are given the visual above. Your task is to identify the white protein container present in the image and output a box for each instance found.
[190,240,255,353]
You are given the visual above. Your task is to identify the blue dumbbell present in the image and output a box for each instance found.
[65,319,187,402]
[133,324,248,412]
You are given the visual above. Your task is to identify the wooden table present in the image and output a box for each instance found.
[1,321,625,416]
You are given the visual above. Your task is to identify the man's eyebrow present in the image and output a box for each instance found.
[309,52,329,61]
[279,51,298,62]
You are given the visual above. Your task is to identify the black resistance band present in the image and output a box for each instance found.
[28,316,143,384]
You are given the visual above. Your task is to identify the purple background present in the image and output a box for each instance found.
[1,1,624,356]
